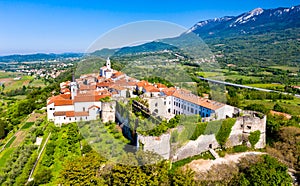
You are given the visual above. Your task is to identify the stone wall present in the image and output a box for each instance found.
[138,112,266,161]
[225,111,266,149]
[138,134,171,159]
[172,134,219,161]
[101,101,116,123]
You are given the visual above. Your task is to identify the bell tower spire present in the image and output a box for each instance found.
[106,57,111,70]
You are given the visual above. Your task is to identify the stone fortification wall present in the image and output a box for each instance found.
[138,112,266,161]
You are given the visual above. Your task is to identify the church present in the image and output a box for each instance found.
[100,57,116,79]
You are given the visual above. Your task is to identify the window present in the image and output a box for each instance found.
[69,118,71,121]
[164,101,166,105]
[64,117,66,120]
[155,103,158,107]
[191,108,194,113]
[187,107,190,111]
[83,107,86,111]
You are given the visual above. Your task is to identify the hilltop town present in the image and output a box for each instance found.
[46,58,267,161]
[47,57,236,125]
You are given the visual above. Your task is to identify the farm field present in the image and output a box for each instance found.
[29,79,46,88]
[224,75,261,81]
[243,99,300,116]
[269,66,299,72]
[2,75,34,92]
[245,83,285,91]
[0,71,23,79]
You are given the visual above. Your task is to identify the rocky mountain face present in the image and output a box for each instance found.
[186,5,300,38]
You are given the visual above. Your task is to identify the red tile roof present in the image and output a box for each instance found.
[109,84,126,91]
[143,85,160,93]
[162,87,176,96]
[47,94,71,105]
[136,80,150,87]
[54,99,73,106]
[155,83,167,89]
[111,71,124,78]
[80,85,96,90]
[74,94,111,102]
[171,89,224,111]
[53,111,89,117]
[53,111,66,116]
[66,111,89,117]
[88,105,100,109]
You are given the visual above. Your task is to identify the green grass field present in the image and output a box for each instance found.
[29,79,46,87]
[270,66,299,72]
[224,75,261,81]
[244,99,300,116]
[21,122,34,130]
[0,148,15,168]
[0,71,23,79]
[245,83,285,91]
[3,76,34,92]
[196,71,224,78]
[4,136,16,148]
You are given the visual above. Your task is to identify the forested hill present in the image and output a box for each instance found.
[185,5,300,66]
[0,53,83,63]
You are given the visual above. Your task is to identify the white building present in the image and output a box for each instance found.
[100,57,115,79]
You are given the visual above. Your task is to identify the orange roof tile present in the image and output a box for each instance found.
[136,80,150,87]
[53,111,66,116]
[112,71,124,78]
[74,94,111,102]
[109,84,126,91]
[54,99,73,106]
[172,89,224,111]
[66,111,89,117]
[162,87,176,96]
[80,85,96,90]
[88,105,100,109]
[47,94,71,105]
[155,83,167,89]
[143,85,160,93]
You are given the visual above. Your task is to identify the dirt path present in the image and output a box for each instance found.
[11,131,27,147]
[27,132,51,183]
[187,151,265,173]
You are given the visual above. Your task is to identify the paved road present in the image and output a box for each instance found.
[198,77,300,98]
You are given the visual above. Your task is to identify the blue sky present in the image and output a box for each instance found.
[1,0,300,55]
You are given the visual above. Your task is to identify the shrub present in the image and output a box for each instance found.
[215,118,236,147]
[248,130,261,148]
[233,145,248,152]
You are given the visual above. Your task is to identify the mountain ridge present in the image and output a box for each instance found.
[186,4,300,38]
